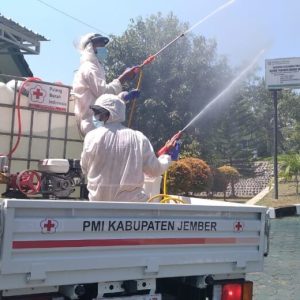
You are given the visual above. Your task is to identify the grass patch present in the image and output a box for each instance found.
[257,182,300,208]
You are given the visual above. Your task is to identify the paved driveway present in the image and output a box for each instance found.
[248,217,300,299]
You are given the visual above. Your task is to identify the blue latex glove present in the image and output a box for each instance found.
[123,89,141,102]
[169,141,181,161]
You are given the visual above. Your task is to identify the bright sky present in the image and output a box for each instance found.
[1,0,300,85]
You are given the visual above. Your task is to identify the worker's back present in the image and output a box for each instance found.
[81,122,169,202]
[81,93,171,202]
[83,123,144,201]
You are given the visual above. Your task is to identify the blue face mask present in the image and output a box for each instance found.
[95,47,108,63]
[92,115,104,128]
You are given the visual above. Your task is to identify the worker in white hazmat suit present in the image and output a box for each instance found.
[72,33,139,136]
[80,93,173,202]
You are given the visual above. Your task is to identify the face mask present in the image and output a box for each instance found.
[95,47,108,62]
[92,115,104,128]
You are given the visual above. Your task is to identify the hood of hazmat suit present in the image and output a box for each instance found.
[80,94,171,202]
[72,33,122,136]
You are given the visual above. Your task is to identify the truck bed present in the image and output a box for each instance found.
[0,197,268,293]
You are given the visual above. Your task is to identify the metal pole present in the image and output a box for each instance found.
[273,90,278,199]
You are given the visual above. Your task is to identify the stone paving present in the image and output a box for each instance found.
[227,161,273,197]
[203,161,273,198]
[248,217,300,299]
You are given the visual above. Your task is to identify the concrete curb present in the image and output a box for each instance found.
[268,204,300,219]
[246,186,272,205]
[245,186,300,219]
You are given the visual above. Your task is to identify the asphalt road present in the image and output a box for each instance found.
[248,217,300,300]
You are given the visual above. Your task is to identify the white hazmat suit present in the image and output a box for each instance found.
[81,94,172,202]
[72,33,122,136]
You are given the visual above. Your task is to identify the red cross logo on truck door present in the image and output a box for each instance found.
[233,221,244,232]
[29,85,46,103]
[40,218,58,234]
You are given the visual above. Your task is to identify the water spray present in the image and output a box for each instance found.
[139,0,236,68]
[157,48,265,156]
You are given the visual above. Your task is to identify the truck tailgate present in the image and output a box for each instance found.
[0,198,268,290]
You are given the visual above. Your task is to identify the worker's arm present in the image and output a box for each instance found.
[80,131,96,176]
[86,63,122,97]
[142,135,172,177]
[86,64,140,97]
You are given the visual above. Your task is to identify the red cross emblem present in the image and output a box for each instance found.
[33,88,44,99]
[40,218,58,234]
[233,221,244,232]
[30,85,46,103]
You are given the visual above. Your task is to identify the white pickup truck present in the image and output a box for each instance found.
[0,77,270,299]
[0,197,270,300]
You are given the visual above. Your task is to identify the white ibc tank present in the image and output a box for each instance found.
[143,176,162,199]
[0,80,30,105]
[0,82,14,104]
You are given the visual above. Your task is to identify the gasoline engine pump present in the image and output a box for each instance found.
[0,156,86,199]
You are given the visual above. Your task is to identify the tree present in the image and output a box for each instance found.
[180,139,201,158]
[106,13,232,151]
[278,90,300,153]
[209,167,228,200]
[104,12,300,171]
[278,153,300,195]
[218,165,240,198]
[242,80,300,157]
[241,77,274,158]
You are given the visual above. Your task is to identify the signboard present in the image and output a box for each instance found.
[265,57,300,89]
[26,82,70,112]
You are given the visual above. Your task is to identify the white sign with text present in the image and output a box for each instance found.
[265,57,300,89]
[27,82,69,112]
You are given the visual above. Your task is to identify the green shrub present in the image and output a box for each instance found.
[167,160,193,195]
[167,157,212,195]
[218,165,240,182]
[218,165,240,197]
